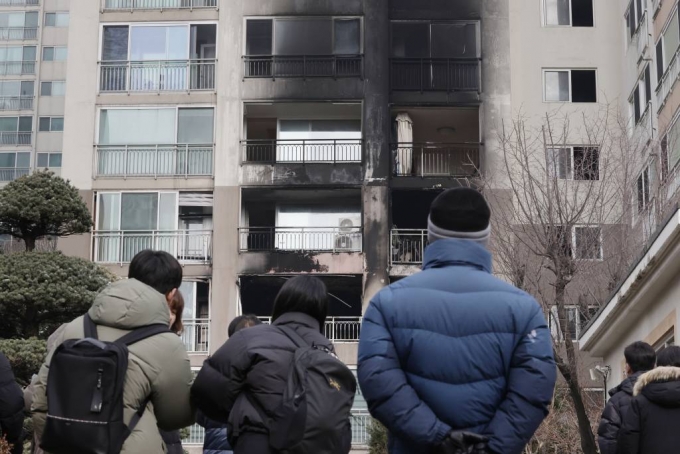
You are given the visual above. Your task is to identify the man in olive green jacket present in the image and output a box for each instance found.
[31,250,195,454]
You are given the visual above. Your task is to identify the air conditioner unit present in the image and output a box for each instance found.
[336,218,355,251]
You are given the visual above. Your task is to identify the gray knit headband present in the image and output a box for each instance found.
[427,216,491,247]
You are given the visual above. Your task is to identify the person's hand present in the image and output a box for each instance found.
[432,431,490,454]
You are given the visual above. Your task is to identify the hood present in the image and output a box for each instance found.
[88,279,170,330]
[423,238,492,273]
[609,371,644,398]
[634,367,680,407]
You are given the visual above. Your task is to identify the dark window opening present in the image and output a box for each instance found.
[246,20,272,56]
[571,0,594,27]
[645,65,652,107]
[633,85,641,124]
[662,136,669,180]
[657,40,664,82]
[637,167,650,213]
[571,70,597,102]
[574,226,602,260]
[549,225,572,258]
[573,147,599,180]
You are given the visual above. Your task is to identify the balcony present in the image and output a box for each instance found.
[391,229,428,265]
[239,227,362,253]
[0,28,37,41]
[0,0,38,5]
[95,144,213,178]
[0,166,27,181]
[0,97,32,111]
[352,412,370,446]
[182,424,205,446]
[392,143,480,178]
[102,0,217,9]
[243,55,363,79]
[99,60,216,93]
[390,58,481,92]
[242,139,362,164]
[93,230,213,264]
[181,318,209,353]
[0,131,31,145]
[258,316,361,342]
[0,61,34,76]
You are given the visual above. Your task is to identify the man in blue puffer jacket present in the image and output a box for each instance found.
[358,188,556,454]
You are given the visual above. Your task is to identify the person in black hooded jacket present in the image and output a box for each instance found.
[0,351,24,454]
[597,341,655,454]
[618,345,680,454]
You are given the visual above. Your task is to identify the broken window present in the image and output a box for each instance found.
[637,166,650,213]
[574,226,602,260]
[545,0,593,27]
[544,69,596,102]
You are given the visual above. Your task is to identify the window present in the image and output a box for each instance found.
[544,0,594,27]
[549,225,573,258]
[637,167,651,213]
[39,116,63,132]
[390,21,479,58]
[44,12,69,27]
[574,226,602,260]
[625,0,645,39]
[0,116,32,144]
[656,8,680,81]
[0,46,35,62]
[245,18,363,56]
[0,80,33,96]
[630,66,652,125]
[40,81,65,96]
[36,152,61,169]
[544,69,597,102]
[664,116,680,171]
[42,46,67,61]
[0,12,38,29]
[549,305,599,340]
[0,151,29,169]
[654,330,675,351]
[547,146,599,180]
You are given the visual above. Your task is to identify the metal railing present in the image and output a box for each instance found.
[99,59,216,92]
[239,226,362,253]
[0,167,28,181]
[181,318,209,353]
[242,139,362,164]
[391,143,480,177]
[0,236,57,254]
[0,131,31,145]
[390,58,481,92]
[391,229,428,265]
[182,424,205,445]
[0,0,39,5]
[257,316,362,342]
[0,96,32,111]
[0,28,37,41]
[93,230,213,264]
[243,55,363,79]
[95,144,213,178]
[103,0,217,9]
[0,61,35,75]
[657,46,680,111]
[352,412,371,445]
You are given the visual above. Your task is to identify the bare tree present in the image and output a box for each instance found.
[483,104,645,453]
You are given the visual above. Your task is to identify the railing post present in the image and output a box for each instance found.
[303,55,306,80]
[447,59,451,92]
[154,144,158,179]
[333,139,337,164]
[420,146,424,178]
[124,145,128,179]
[420,59,424,93]
[126,60,131,93]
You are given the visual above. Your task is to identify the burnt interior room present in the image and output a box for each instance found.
[239,275,363,317]
[391,189,442,229]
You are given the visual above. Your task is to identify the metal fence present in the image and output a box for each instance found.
[181,318,209,353]
[0,28,37,40]
[392,143,480,177]
[258,316,362,342]
[0,131,31,145]
[0,236,57,254]
[95,144,213,178]
[352,413,371,445]
[243,55,363,79]
[391,229,428,265]
[103,0,217,9]
[0,167,28,181]
[181,424,205,445]
[0,61,34,75]
[390,58,481,92]
[93,230,213,264]
[239,227,362,253]
[0,96,32,110]
[242,139,362,164]
[99,60,216,92]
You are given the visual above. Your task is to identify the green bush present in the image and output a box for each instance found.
[0,338,46,386]
[368,419,388,454]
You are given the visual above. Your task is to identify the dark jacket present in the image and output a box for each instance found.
[358,239,557,454]
[160,430,184,454]
[597,371,645,454]
[191,312,351,451]
[618,366,680,454]
[0,351,24,454]
[197,411,232,454]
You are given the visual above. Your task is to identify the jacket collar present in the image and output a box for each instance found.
[423,238,492,274]
[273,312,321,332]
[634,366,680,396]
[610,371,645,397]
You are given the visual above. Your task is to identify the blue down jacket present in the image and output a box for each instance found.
[196,411,232,454]
[358,239,556,454]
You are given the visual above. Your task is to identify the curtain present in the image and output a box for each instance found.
[395,113,413,175]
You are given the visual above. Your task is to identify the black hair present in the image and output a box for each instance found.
[228,314,262,338]
[624,341,656,373]
[656,345,680,368]
[128,250,183,296]
[272,275,328,331]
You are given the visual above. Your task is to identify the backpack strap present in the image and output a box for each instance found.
[116,324,172,346]
[276,325,309,349]
[83,313,98,340]
[124,396,152,439]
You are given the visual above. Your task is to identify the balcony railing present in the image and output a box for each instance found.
[392,143,480,177]
[0,167,28,181]
[352,412,371,446]
[243,55,363,79]
[390,58,481,92]
[95,144,213,178]
[0,61,35,75]
[0,28,37,41]
[239,226,362,253]
[99,60,216,93]
[657,47,680,111]
[103,0,217,9]
[391,229,428,265]
[0,131,31,145]
[0,97,32,111]
[242,139,362,164]
[93,230,213,264]
[181,318,209,353]
[258,316,362,342]
[182,424,205,445]
[0,0,39,5]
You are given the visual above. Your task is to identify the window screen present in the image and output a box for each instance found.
[334,19,360,55]
[246,20,272,56]
[102,26,129,61]
[274,19,332,56]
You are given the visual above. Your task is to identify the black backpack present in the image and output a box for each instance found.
[40,314,171,454]
[249,325,357,454]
